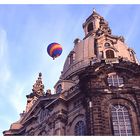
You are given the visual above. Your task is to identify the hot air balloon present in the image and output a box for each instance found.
[47,43,62,60]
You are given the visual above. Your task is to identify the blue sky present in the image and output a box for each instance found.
[0,5,140,135]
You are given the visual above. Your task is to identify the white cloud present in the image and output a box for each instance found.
[0,29,7,59]
[0,28,13,135]
[9,82,26,114]
[0,28,28,135]
[125,13,140,43]
[0,28,11,89]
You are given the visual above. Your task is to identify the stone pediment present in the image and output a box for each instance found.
[20,95,58,124]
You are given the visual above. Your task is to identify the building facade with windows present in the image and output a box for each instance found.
[3,10,140,136]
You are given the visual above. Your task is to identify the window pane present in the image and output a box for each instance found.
[111,105,132,136]
[56,84,62,94]
[108,74,124,87]
[74,121,85,136]
[106,50,115,58]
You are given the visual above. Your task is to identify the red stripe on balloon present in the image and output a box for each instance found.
[50,47,62,56]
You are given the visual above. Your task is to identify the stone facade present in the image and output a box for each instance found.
[3,10,140,136]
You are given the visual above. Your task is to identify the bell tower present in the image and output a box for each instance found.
[83,9,111,39]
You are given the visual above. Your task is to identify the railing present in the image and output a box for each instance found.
[61,58,121,79]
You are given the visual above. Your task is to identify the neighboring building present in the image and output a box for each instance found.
[3,10,140,136]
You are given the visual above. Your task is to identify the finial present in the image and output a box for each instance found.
[39,72,42,77]
[93,8,96,12]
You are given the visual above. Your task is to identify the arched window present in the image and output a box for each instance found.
[39,109,46,122]
[111,105,132,136]
[106,50,115,58]
[32,99,37,105]
[69,52,75,65]
[104,42,111,47]
[87,22,93,33]
[107,74,123,87]
[74,121,85,136]
[39,108,50,123]
[130,50,136,62]
[56,84,62,94]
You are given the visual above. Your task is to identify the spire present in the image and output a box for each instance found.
[25,73,45,113]
[82,8,111,39]
[32,72,44,96]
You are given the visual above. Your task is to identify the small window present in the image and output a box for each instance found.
[104,42,111,47]
[70,54,74,64]
[74,121,86,136]
[107,74,124,87]
[69,52,75,65]
[106,50,115,58]
[32,100,36,104]
[56,84,62,94]
[87,22,93,33]
[130,51,135,62]
[39,109,46,122]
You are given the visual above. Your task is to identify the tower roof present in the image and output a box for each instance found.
[83,9,103,28]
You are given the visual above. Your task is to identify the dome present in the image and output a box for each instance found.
[60,37,95,80]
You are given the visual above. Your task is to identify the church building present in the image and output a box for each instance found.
[3,9,140,136]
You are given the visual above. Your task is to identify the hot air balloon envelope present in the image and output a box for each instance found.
[47,43,62,59]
